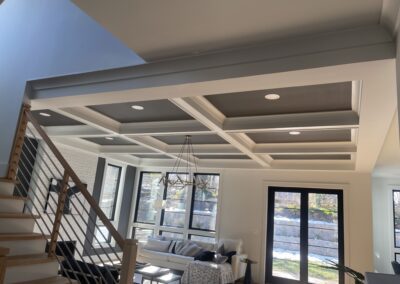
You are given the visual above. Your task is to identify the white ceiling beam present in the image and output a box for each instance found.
[271,160,354,171]
[45,125,107,137]
[52,107,197,164]
[254,142,357,154]
[29,26,394,109]
[120,120,211,135]
[171,96,272,167]
[223,111,359,132]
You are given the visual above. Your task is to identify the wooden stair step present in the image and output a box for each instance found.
[0,213,39,219]
[0,194,27,201]
[0,233,49,241]
[0,178,18,184]
[16,276,77,284]
[7,254,59,267]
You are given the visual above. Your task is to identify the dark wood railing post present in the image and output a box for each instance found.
[7,105,30,181]
[48,171,69,256]
[0,247,9,284]
[119,239,138,284]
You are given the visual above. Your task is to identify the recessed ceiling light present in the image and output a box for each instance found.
[131,105,144,110]
[39,112,51,117]
[265,94,280,100]
[105,137,114,140]
[289,131,301,135]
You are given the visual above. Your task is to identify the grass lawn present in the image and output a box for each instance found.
[273,258,338,283]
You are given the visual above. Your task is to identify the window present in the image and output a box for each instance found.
[160,231,184,239]
[133,171,220,243]
[135,172,162,224]
[266,187,344,284]
[394,190,400,247]
[190,174,219,231]
[190,235,215,244]
[95,164,122,245]
[161,173,189,228]
[99,164,122,220]
[132,228,154,243]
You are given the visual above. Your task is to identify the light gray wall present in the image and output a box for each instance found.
[0,0,143,176]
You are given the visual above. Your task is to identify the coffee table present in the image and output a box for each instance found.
[136,265,170,283]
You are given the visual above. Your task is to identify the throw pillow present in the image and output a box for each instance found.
[224,251,237,264]
[217,243,225,255]
[180,243,204,257]
[214,254,228,264]
[194,250,215,262]
[174,240,190,255]
[168,240,177,253]
[144,238,171,253]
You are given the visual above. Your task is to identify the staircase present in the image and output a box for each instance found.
[0,105,138,283]
[0,178,68,283]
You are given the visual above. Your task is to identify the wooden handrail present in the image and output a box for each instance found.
[25,109,125,249]
[7,105,30,181]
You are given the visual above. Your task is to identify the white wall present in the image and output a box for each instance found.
[371,177,398,273]
[0,0,143,176]
[133,166,373,283]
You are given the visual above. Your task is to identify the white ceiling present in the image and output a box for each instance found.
[72,0,385,60]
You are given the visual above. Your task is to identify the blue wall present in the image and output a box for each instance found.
[0,0,144,176]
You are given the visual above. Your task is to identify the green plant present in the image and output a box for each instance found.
[322,260,365,284]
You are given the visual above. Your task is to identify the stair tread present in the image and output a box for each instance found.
[0,213,39,219]
[0,178,18,184]
[0,194,26,201]
[7,253,59,267]
[16,276,77,284]
[0,233,48,241]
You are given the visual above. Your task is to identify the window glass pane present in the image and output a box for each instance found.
[272,192,301,280]
[162,173,188,228]
[136,172,162,224]
[190,235,216,244]
[394,191,400,247]
[308,193,339,284]
[160,231,184,239]
[191,175,219,231]
[94,224,110,245]
[100,165,121,220]
[132,227,154,243]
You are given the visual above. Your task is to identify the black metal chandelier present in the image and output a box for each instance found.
[159,135,211,189]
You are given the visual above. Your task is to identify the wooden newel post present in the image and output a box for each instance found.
[7,104,30,181]
[119,239,138,284]
[48,171,69,256]
[0,247,10,284]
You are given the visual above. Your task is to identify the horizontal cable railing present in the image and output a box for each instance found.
[10,106,137,283]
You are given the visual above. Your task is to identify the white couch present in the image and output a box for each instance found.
[137,238,247,281]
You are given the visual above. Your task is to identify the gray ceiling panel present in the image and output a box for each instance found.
[271,154,351,160]
[88,99,193,123]
[153,134,227,145]
[206,82,352,117]
[83,137,137,146]
[247,129,351,143]
[195,155,250,160]
[31,110,83,126]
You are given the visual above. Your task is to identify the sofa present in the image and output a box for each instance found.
[137,237,247,281]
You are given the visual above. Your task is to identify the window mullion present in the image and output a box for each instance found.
[300,192,309,283]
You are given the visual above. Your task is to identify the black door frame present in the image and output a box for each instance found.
[265,186,345,284]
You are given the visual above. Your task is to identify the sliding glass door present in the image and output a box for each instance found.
[266,187,344,284]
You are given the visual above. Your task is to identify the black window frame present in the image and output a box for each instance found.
[189,173,220,232]
[134,171,162,225]
[160,172,189,228]
[266,186,345,284]
[100,163,122,222]
[393,190,400,248]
